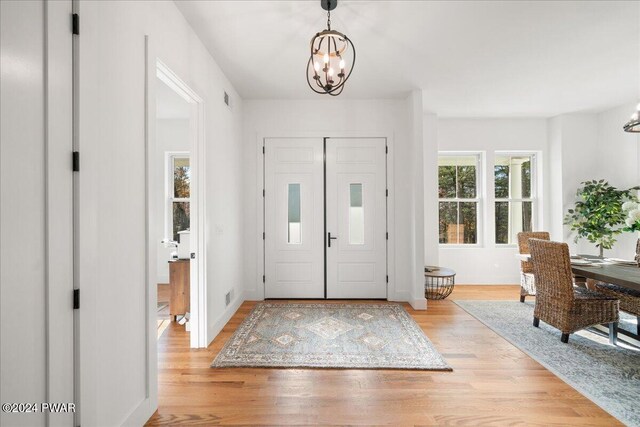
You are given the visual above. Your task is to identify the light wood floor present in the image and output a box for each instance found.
[146,285,620,426]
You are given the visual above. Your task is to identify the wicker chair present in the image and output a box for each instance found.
[517,232,550,302]
[594,283,640,335]
[529,239,619,344]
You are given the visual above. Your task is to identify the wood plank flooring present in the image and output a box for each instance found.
[146,286,620,426]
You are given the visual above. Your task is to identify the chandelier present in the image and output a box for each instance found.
[306,0,356,96]
[623,103,640,133]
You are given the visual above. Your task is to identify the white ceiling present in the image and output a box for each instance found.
[156,77,191,119]
[175,0,640,117]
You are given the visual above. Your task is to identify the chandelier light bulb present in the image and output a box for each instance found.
[323,53,329,64]
[339,59,345,69]
[328,67,334,77]
[314,61,320,72]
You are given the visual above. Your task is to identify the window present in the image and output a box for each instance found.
[494,154,535,244]
[349,183,364,245]
[287,183,301,244]
[167,154,190,241]
[438,154,480,244]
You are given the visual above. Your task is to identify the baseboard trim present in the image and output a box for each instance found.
[121,397,155,427]
[244,288,264,301]
[207,295,243,347]
[410,296,427,310]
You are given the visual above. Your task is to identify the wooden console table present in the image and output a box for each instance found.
[168,259,190,321]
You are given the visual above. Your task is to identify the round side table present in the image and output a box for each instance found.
[424,266,456,300]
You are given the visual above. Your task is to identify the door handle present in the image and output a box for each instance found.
[328,232,338,248]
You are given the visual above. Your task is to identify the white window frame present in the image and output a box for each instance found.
[437,151,483,246]
[494,151,538,246]
[165,151,190,241]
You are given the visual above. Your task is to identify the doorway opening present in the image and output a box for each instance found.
[152,60,206,348]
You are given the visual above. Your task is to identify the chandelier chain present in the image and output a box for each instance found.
[327,9,331,30]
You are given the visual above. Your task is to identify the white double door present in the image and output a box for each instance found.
[265,137,387,299]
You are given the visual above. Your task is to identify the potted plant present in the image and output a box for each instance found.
[622,195,640,266]
[564,180,633,258]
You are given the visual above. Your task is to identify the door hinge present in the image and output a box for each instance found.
[73,289,80,309]
[262,275,265,283]
[386,275,389,283]
[386,232,389,240]
[262,146,265,154]
[385,145,388,154]
[263,189,265,197]
[190,253,196,259]
[72,151,79,172]
[262,232,265,240]
[385,189,388,197]
[72,13,79,35]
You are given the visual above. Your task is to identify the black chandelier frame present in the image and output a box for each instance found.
[306,0,356,96]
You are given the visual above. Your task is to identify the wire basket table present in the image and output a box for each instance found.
[424,266,456,300]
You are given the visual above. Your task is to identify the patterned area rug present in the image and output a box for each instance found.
[455,300,640,426]
[211,302,451,370]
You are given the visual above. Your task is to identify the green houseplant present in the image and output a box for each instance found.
[622,195,640,266]
[564,180,633,257]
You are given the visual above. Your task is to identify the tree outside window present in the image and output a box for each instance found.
[168,155,190,241]
[438,155,480,244]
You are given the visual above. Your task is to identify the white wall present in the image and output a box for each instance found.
[76,1,244,424]
[548,113,600,255]
[435,118,549,284]
[242,95,426,308]
[595,104,639,259]
[155,119,189,284]
[423,112,439,268]
[547,116,564,241]
[548,106,639,259]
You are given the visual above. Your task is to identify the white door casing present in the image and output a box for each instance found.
[326,138,387,299]
[264,138,324,298]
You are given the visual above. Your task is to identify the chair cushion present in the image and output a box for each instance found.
[573,286,618,301]
[595,282,640,298]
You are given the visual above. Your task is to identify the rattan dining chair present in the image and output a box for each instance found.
[594,283,640,335]
[529,239,619,344]
[517,231,550,302]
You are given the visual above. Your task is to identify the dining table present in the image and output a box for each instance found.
[516,253,640,293]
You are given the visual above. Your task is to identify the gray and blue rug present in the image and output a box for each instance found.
[211,302,451,370]
[455,300,640,426]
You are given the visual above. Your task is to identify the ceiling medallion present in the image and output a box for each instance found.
[623,103,640,133]
[306,0,356,96]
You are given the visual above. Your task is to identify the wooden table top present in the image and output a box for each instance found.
[424,266,456,277]
[516,253,640,292]
[572,255,640,292]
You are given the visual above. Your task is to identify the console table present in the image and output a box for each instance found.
[168,259,190,321]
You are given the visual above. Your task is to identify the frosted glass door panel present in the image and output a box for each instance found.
[287,183,301,244]
[349,184,364,245]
